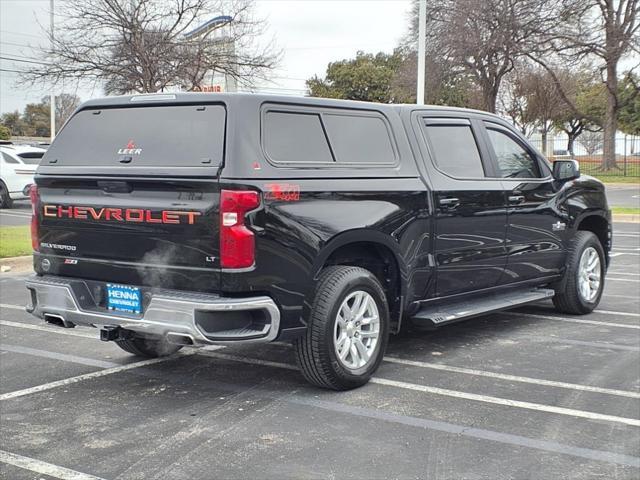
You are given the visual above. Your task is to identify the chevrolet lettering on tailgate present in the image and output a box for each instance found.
[43,205,201,224]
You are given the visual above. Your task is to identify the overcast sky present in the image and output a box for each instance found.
[0,0,413,114]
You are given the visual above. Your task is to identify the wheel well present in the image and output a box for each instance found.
[323,242,402,333]
[577,215,610,262]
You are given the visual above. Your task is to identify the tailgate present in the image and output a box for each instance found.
[33,103,225,291]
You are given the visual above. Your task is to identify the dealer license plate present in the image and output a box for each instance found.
[106,284,142,314]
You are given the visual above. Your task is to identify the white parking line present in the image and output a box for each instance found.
[371,377,640,427]
[0,354,192,401]
[201,352,640,427]
[383,357,640,398]
[0,320,97,339]
[2,344,119,369]
[607,276,640,282]
[0,450,106,480]
[601,293,640,299]
[606,271,640,276]
[509,312,640,329]
[595,309,640,317]
[0,303,25,311]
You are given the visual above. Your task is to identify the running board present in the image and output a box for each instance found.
[411,288,555,328]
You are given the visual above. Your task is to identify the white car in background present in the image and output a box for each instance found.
[0,143,46,208]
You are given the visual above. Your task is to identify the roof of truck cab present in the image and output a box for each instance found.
[76,92,499,119]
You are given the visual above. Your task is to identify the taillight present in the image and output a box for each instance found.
[29,185,39,252]
[220,189,260,269]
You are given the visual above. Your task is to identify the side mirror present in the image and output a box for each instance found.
[553,159,580,181]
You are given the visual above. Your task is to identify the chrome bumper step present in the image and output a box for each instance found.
[25,275,281,345]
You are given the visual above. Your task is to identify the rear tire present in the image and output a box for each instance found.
[115,335,182,358]
[0,181,13,209]
[294,266,389,390]
[553,231,605,315]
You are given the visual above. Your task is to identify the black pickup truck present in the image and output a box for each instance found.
[25,93,610,390]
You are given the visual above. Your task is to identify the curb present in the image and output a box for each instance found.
[612,214,640,224]
[0,255,33,274]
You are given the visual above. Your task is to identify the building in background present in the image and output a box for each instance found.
[184,15,236,93]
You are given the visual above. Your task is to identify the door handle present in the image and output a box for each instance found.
[508,195,525,204]
[439,197,460,207]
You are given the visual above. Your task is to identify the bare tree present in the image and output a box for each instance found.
[407,0,563,113]
[499,69,538,137]
[393,47,484,107]
[531,0,639,169]
[42,93,81,128]
[521,68,570,155]
[21,0,279,94]
[499,66,569,153]
[579,130,604,155]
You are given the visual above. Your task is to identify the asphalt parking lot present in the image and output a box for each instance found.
[0,201,31,227]
[0,222,639,479]
[606,184,640,208]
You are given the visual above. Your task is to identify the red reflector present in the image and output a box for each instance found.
[29,185,39,252]
[220,190,260,269]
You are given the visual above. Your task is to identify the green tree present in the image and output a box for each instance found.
[307,51,410,103]
[553,74,606,156]
[0,124,10,140]
[0,111,26,137]
[23,102,50,137]
[618,73,640,136]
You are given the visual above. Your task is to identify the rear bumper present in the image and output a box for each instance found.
[25,275,280,345]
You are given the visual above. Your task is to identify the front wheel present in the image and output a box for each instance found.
[553,231,605,314]
[0,181,13,209]
[294,266,389,390]
[115,334,182,358]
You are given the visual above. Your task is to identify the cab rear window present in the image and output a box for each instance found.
[262,106,397,166]
[45,105,225,167]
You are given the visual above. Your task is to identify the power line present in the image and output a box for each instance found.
[0,40,39,49]
[0,67,25,73]
[0,55,49,65]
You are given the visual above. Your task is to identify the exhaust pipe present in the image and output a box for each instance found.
[44,313,75,328]
[167,332,194,346]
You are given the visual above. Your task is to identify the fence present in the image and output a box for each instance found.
[527,135,640,178]
[529,134,640,178]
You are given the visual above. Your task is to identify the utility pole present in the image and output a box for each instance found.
[49,0,55,141]
[416,0,426,104]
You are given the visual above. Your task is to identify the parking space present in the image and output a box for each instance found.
[0,201,30,227]
[606,184,640,208]
[1,223,639,479]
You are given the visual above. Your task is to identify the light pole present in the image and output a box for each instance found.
[416,0,426,104]
[49,0,55,141]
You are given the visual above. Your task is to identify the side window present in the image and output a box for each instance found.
[2,152,19,164]
[423,123,485,178]
[487,129,541,178]
[323,114,395,164]
[263,111,333,163]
